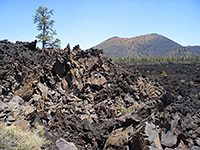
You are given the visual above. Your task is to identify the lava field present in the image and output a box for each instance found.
[0,40,200,150]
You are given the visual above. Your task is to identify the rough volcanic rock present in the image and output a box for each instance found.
[0,40,199,150]
[56,138,78,150]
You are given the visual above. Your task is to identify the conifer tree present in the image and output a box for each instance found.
[33,6,61,49]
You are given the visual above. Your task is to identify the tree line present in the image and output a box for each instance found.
[112,56,200,63]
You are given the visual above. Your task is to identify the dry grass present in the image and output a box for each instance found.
[0,123,46,150]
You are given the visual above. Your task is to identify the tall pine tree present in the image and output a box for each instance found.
[33,6,61,49]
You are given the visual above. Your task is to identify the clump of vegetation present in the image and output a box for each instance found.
[117,106,127,114]
[161,71,167,77]
[0,123,46,150]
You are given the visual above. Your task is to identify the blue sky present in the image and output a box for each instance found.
[0,0,199,49]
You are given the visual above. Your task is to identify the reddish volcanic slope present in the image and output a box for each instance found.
[93,33,182,58]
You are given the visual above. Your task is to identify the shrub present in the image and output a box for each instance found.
[161,71,167,77]
[0,123,46,150]
[117,106,127,114]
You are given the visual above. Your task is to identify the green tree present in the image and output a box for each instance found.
[33,6,61,49]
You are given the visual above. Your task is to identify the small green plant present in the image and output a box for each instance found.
[0,123,46,150]
[117,106,127,114]
[161,71,167,77]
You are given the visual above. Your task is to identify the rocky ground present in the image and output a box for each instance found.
[0,40,199,150]
[118,62,200,150]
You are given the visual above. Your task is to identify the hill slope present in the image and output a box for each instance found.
[93,33,183,58]
[171,46,200,57]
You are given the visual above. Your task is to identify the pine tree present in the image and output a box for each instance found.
[33,6,61,49]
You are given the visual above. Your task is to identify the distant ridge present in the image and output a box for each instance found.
[93,33,200,58]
